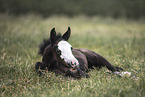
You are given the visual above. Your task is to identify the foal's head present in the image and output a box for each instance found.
[50,27,79,69]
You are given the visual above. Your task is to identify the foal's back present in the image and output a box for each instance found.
[75,48,122,72]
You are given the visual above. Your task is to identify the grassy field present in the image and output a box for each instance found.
[0,14,145,97]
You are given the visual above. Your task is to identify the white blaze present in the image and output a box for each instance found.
[58,40,79,67]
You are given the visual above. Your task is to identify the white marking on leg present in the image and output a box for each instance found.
[114,71,131,77]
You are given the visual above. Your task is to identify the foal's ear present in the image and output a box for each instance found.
[62,27,71,41]
[50,28,56,41]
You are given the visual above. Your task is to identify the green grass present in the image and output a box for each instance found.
[0,14,145,97]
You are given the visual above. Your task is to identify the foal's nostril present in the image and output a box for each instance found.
[71,60,78,65]
[70,68,77,73]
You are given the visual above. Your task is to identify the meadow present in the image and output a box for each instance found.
[0,14,145,97]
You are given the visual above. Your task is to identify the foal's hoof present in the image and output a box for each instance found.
[115,67,123,71]
[35,62,42,71]
[35,62,46,76]
[85,73,90,78]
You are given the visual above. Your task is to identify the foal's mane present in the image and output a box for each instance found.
[39,33,62,55]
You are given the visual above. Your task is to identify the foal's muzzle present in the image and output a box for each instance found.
[67,59,79,68]
[69,68,85,78]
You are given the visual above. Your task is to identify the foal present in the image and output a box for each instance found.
[35,27,123,78]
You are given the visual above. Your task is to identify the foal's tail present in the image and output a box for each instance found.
[38,34,61,55]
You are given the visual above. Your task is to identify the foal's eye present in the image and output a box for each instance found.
[54,46,58,49]
[56,49,58,52]
[55,48,59,52]
[54,46,60,54]
[57,50,61,55]
[55,48,61,55]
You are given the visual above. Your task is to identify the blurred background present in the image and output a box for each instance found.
[0,0,145,19]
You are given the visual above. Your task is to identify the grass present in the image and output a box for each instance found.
[0,14,145,97]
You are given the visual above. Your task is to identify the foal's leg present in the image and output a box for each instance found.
[35,62,48,76]
[97,55,123,72]
[35,62,47,70]
[35,45,53,75]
